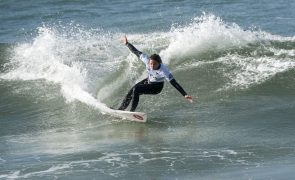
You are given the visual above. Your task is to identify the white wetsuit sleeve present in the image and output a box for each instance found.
[161,64,174,81]
[162,64,188,96]
[140,53,150,66]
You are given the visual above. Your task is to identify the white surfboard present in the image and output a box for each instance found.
[106,108,147,123]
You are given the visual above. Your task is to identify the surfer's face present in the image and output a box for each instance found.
[149,59,160,70]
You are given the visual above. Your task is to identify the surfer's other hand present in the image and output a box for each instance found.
[123,35,128,45]
[185,95,193,103]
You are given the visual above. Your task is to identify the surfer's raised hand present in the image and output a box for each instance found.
[185,95,193,103]
[123,35,128,45]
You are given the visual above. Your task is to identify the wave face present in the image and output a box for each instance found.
[2,14,295,109]
[1,14,295,109]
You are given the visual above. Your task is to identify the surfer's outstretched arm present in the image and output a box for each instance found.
[123,36,142,58]
[170,79,193,103]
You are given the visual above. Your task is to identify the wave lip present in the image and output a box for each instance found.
[160,13,258,63]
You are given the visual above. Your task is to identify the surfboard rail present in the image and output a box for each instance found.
[106,108,147,122]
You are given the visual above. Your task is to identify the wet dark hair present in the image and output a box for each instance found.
[149,54,162,64]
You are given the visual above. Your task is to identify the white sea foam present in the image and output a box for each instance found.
[160,13,258,64]
[222,149,238,155]
[1,25,111,113]
[0,171,20,179]
[221,54,295,89]
[0,164,72,179]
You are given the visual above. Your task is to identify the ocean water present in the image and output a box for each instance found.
[1,0,295,179]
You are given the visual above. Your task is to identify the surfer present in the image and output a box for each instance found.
[118,36,193,112]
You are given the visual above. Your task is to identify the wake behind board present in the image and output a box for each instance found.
[106,108,147,123]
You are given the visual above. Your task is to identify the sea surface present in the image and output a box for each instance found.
[1,0,295,179]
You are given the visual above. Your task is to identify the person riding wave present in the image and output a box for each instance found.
[117,36,193,112]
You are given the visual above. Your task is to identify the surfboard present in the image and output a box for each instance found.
[106,108,147,123]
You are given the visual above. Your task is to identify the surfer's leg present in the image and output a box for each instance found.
[118,89,133,110]
[118,79,148,110]
[130,82,163,112]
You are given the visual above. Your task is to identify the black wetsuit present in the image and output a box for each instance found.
[118,42,188,111]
